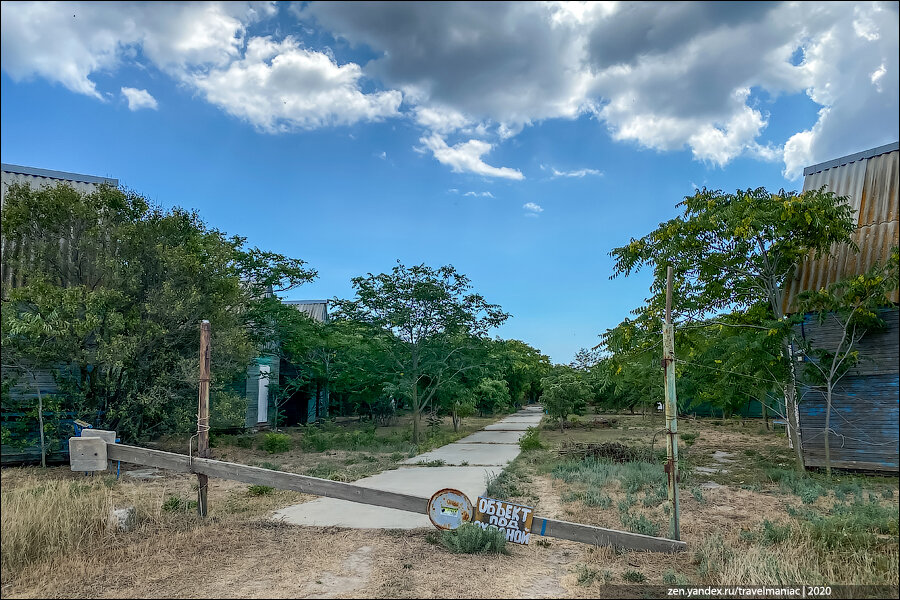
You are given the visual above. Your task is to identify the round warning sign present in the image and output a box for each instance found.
[427,488,473,530]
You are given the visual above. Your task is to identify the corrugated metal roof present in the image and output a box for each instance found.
[782,143,899,313]
[283,300,328,322]
[1,163,118,186]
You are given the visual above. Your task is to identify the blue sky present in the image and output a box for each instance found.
[2,2,898,363]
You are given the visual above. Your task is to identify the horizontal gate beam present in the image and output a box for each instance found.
[102,442,686,553]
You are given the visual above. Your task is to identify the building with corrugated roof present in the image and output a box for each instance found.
[244,300,330,428]
[1,164,119,464]
[785,142,898,473]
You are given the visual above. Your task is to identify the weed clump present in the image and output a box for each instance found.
[440,523,508,554]
[519,427,544,451]
[248,485,275,496]
[262,433,292,454]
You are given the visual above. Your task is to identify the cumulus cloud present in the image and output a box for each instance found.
[523,202,543,213]
[1,2,398,132]
[302,1,898,177]
[463,191,494,197]
[0,2,267,98]
[3,1,897,178]
[121,87,158,111]
[191,36,401,132]
[419,134,524,180]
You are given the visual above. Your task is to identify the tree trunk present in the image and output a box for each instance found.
[452,411,459,432]
[824,382,833,477]
[781,340,806,474]
[761,397,770,430]
[412,383,421,444]
[33,373,47,469]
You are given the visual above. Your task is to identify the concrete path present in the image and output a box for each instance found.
[272,405,544,529]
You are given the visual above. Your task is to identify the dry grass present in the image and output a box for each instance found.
[2,412,898,598]
[1,475,114,578]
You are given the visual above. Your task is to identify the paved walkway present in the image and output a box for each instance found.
[272,405,544,529]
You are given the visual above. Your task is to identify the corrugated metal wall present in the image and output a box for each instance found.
[781,147,899,313]
[796,309,899,472]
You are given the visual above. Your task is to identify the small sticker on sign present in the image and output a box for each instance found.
[473,496,535,545]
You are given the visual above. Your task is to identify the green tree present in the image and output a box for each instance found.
[0,182,314,441]
[474,378,510,416]
[610,187,856,471]
[541,372,591,432]
[333,262,508,443]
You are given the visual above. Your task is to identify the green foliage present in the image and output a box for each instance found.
[518,427,543,451]
[162,495,197,512]
[619,511,659,537]
[0,182,314,442]
[541,372,591,431]
[799,500,899,551]
[248,485,275,496]
[605,187,858,469]
[261,433,292,454]
[440,523,508,554]
[681,432,698,446]
[766,468,825,503]
[333,262,509,443]
[474,378,510,415]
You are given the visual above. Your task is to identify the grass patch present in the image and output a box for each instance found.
[681,432,698,446]
[619,511,660,537]
[0,477,115,577]
[575,564,598,586]
[162,495,198,512]
[486,460,533,502]
[622,570,646,583]
[247,485,275,496]
[440,523,508,554]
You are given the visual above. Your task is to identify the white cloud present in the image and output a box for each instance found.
[303,1,898,177]
[420,134,524,180]
[3,1,897,179]
[191,36,401,132]
[463,191,494,198]
[0,2,267,98]
[121,87,158,111]
[546,166,603,178]
[523,202,543,213]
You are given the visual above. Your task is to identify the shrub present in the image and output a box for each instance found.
[440,523,508,554]
[681,432,698,446]
[262,433,292,454]
[248,485,275,496]
[518,427,543,451]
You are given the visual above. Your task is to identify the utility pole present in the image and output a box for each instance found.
[663,266,681,540]
[197,320,211,517]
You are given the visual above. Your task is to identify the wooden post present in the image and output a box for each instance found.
[663,266,681,540]
[197,320,211,517]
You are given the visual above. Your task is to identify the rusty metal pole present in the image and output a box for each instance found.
[197,320,211,517]
[663,267,681,540]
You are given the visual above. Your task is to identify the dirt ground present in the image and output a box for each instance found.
[2,413,898,599]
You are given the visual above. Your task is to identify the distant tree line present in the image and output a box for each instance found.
[0,183,552,459]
